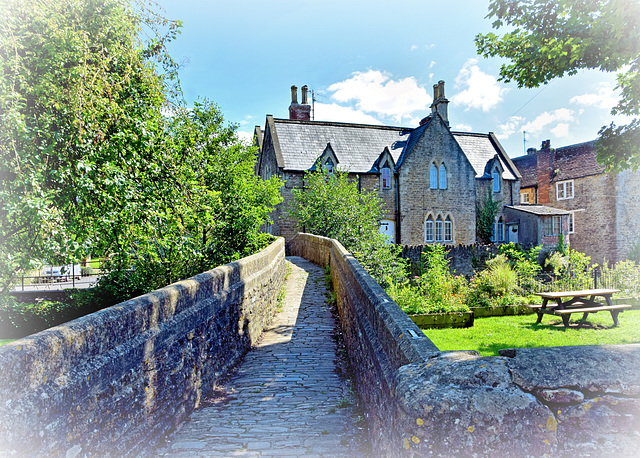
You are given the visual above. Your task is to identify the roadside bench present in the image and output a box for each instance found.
[529,289,631,327]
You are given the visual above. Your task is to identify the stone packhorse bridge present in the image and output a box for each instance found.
[0,235,639,456]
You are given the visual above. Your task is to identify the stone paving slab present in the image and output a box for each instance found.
[152,257,367,457]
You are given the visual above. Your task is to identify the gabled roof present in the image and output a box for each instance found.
[269,118,410,173]
[453,132,519,180]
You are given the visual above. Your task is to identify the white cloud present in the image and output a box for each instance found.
[429,61,436,69]
[551,123,570,138]
[236,130,254,144]
[496,116,525,140]
[452,59,508,112]
[410,44,418,51]
[453,123,473,132]
[327,70,430,123]
[570,82,619,111]
[313,102,384,125]
[522,108,574,136]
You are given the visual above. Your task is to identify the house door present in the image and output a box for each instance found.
[507,223,519,244]
[380,220,395,244]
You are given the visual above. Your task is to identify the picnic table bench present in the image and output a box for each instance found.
[528,288,631,327]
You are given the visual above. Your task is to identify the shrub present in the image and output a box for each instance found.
[466,254,521,308]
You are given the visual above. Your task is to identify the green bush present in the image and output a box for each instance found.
[387,245,468,314]
[0,300,83,339]
[466,254,521,308]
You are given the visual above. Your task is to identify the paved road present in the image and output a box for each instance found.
[153,256,368,457]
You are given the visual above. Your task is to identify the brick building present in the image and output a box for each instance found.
[255,82,522,245]
[511,140,640,264]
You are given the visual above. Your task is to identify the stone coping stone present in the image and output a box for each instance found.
[499,344,640,395]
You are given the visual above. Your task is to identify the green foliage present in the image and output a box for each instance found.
[600,260,640,298]
[627,237,640,263]
[0,300,83,338]
[498,242,542,292]
[0,1,283,305]
[288,170,405,286]
[467,254,521,308]
[387,245,469,314]
[476,189,501,243]
[0,0,180,292]
[544,245,594,291]
[476,0,640,171]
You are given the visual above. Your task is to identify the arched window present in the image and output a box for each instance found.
[324,157,334,174]
[439,164,447,189]
[496,216,504,242]
[425,216,434,242]
[430,163,438,189]
[381,163,391,189]
[444,216,453,242]
[435,216,444,242]
[492,169,501,192]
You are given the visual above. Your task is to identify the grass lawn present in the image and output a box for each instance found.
[424,309,640,356]
[0,339,16,347]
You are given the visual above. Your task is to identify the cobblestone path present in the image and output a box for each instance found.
[155,256,366,457]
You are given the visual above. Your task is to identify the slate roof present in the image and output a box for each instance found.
[550,141,604,181]
[506,205,571,216]
[452,132,519,180]
[511,140,604,185]
[271,118,410,173]
[511,154,538,188]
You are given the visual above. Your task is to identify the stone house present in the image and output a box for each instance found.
[254,82,522,245]
[511,140,640,264]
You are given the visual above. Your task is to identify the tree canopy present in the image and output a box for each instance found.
[476,0,640,171]
[0,0,281,299]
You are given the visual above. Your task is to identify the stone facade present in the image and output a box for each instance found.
[0,238,286,456]
[256,82,521,246]
[289,233,640,457]
[513,141,640,263]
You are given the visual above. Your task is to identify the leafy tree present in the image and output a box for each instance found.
[476,0,640,171]
[288,170,406,286]
[0,0,283,307]
[0,0,180,293]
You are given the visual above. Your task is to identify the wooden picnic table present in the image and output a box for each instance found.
[529,288,631,327]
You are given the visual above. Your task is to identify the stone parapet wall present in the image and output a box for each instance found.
[289,233,640,456]
[0,238,286,457]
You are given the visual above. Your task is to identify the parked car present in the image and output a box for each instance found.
[40,264,81,282]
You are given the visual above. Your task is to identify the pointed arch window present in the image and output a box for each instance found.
[492,169,501,192]
[439,164,447,189]
[430,163,438,189]
[435,216,444,242]
[444,216,452,242]
[381,161,391,189]
[425,216,434,242]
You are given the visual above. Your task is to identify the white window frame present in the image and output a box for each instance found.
[430,164,438,189]
[496,218,504,242]
[381,167,391,190]
[444,217,452,242]
[435,217,443,242]
[520,192,530,204]
[552,215,562,235]
[556,180,574,200]
[492,170,501,193]
[439,164,447,189]
[425,217,434,242]
[568,211,575,234]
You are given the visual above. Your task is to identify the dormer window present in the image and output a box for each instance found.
[323,157,334,174]
[492,169,501,192]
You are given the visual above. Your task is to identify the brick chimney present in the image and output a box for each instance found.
[430,80,449,126]
[289,85,311,121]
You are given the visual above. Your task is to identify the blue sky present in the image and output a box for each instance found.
[156,0,628,158]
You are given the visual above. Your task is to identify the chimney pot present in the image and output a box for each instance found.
[291,85,298,104]
[527,147,537,156]
[301,85,308,104]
